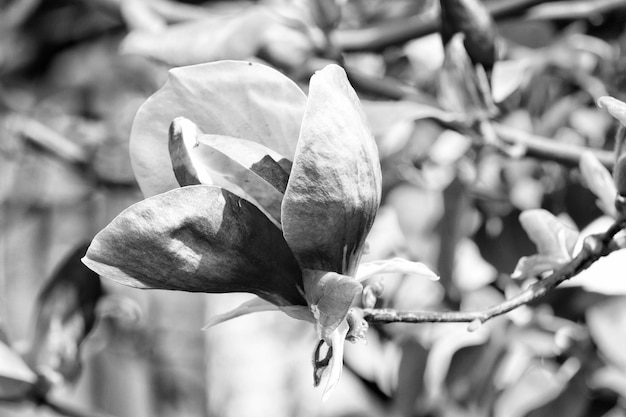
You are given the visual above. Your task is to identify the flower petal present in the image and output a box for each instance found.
[169,117,288,223]
[202,297,313,329]
[282,64,382,275]
[83,185,306,306]
[322,320,349,401]
[131,60,306,197]
[355,258,439,282]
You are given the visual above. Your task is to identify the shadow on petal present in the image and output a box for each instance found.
[83,185,306,307]
[282,64,382,275]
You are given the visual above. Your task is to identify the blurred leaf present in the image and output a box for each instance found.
[444,334,505,409]
[130,60,306,198]
[590,366,626,399]
[120,4,316,71]
[491,59,534,103]
[437,33,497,118]
[120,0,167,32]
[83,185,307,307]
[120,6,271,66]
[25,243,104,385]
[0,339,36,402]
[494,359,588,417]
[580,151,617,217]
[425,324,490,403]
[587,297,626,372]
[394,339,429,416]
[513,209,579,279]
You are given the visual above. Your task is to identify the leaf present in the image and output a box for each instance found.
[579,151,617,217]
[83,185,307,307]
[512,255,568,280]
[491,59,534,103]
[597,96,626,127]
[587,296,626,372]
[130,60,306,198]
[25,243,104,385]
[120,6,273,67]
[493,359,587,417]
[437,33,497,118]
[519,209,579,263]
[0,339,36,402]
[169,117,288,223]
[282,64,382,275]
[439,0,498,71]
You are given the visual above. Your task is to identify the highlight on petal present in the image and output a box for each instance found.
[83,185,306,307]
[355,258,439,282]
[282,64,382,275]
[130,60,307,197]
[169,117,290,223]
[304,270,362,340]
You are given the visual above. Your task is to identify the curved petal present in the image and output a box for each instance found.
[282,64,382,275]
[83,185,306,307]
[130,60,307,197]
[169,117,287,224]
[202,297,313,329]
[322,320,349,402]
[356,258,439,282]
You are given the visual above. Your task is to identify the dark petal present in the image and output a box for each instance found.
[83,185,306,306]
[282,65,382,275]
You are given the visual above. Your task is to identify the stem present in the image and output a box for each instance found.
[493,123,615,169]
[333,0,545,52]
[364,219,626,325]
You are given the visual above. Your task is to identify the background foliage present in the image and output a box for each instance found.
[2,0,626,416]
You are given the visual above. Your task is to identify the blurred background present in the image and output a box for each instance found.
[2,0,626,416]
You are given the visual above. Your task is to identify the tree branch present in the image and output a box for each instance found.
[333,0,546,52]
[363,219,626,326]
[493,123,615,169]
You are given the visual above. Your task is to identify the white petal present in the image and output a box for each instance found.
[355,258,439,282]
[322,320,349,402]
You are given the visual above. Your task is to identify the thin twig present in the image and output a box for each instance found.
[494,123,615,169]
[333,0,545,52]
[364,219,626,326]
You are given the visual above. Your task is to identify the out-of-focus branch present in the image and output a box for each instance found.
[333,0,545,52]
[364,219,626,326]
[493,123,615,169]
[6,114,89,165]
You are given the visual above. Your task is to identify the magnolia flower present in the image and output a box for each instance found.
[82,61,436,398]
